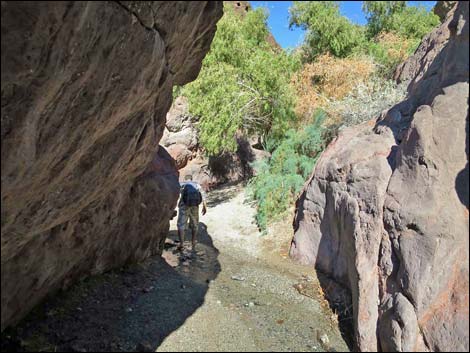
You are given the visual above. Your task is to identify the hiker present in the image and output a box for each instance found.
[177,174,207,251]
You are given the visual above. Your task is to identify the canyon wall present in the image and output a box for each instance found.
[291,2,469,351]
[1,1,223,330]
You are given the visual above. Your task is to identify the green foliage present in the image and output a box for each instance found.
[362,1,407,38]
[181,4,299,156]
[289,1,438,76]
[289,1,365,59]
[357,31,420,77]
[363,1,439,39]
[248,110,327,230]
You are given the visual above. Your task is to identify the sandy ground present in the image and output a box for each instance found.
[1,184,350,352]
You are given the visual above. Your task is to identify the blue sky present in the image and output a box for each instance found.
[250,1,437,49]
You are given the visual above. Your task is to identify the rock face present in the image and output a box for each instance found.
[161,96,269,190]
[394,1,456,84]
[291,2,469,352]
[434,1,458,22]
[1,1,223,330]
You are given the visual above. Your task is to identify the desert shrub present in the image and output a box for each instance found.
[328,76,407,127]
[289,1,438,79]
[360,31,420,77]
[248,110,327,231]
[291,54,375,122]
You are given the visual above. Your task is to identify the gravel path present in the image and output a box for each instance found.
[1,184,350,352]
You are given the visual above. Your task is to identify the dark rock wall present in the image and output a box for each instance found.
[1,1,222,330]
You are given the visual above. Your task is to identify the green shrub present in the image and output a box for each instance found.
[363,1,439,40]
[181,4,299,156]
[248,110,327,231]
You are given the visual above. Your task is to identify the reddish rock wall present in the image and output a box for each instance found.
[291,2,469,351]
[1,1,223,330]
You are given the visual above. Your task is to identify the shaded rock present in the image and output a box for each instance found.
[166,96,193,132]
[136,342,154,352]
[291,2,469,351]
[394,1,457,84]
[178,135,268,190]
[1,1,223,330]
[434,1,457,22]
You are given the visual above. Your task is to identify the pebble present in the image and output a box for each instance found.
[142,286,154,293]
[136,342,153,352]
[319,333,329,345]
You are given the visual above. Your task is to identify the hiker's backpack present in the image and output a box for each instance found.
[181,183,202,207]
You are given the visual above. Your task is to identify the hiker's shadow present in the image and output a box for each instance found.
[1,222,220,352]
[116,221,221,351]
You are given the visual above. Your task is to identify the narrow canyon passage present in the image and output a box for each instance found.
[1,184,349,352]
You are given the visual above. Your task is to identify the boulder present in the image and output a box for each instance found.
[167,143,193,169]
[1,1,222,330]
[291,2,469,351]
[166,96,193,132]
[161,126,199,150]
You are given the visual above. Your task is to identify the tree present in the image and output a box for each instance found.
[289,1,365,59]
[180,4,299,156]
[363,1,439,39]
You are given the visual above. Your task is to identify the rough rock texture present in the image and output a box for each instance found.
[161,96,269,190]
[434,1,458,22]
[167,143,193,169]
[394,1,456,84]
[1,1,222,330]
[291,2,469,352]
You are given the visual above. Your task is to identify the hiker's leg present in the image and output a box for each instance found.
[191,227,197,251]
[176,207,187,250]
[178,228,184,250]
[190,206,199,251]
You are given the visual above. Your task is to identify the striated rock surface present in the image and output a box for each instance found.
[291,2,469,351]
[1,1,222,330]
